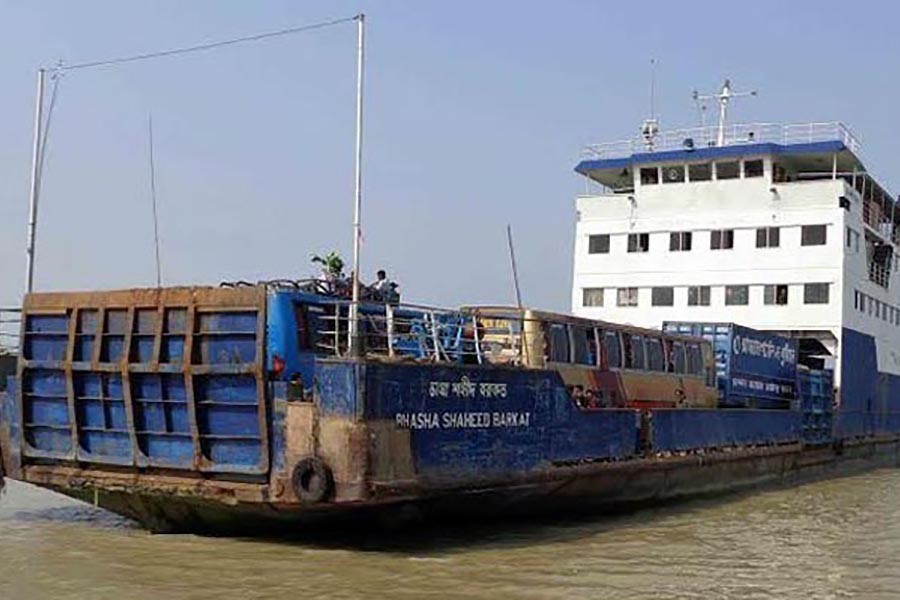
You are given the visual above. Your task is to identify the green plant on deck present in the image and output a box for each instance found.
[311,251,345,278]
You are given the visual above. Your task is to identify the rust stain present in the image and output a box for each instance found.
[21,464,268,505]
[367,419,414,482]
[317,417,369,502]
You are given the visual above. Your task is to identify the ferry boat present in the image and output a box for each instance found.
[571,81,898,436]
[1,82,898,533]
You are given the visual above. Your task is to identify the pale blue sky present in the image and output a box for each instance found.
[1,1,897,311]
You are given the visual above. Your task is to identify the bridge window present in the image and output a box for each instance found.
[646,338,665,371]
[627,233,650,253]
[764,284,789,306]
[725,285,749,306]
[603,331,622,369]
[744,159,764,178]
[662,165,685,183]
[669,231,692,251]
[688,286,711,306]
[652,287,674,306]
[801,225,827,246]
[710,229,734,250]
[688,163,712,182]
[617,287,639,307]
[756,227,780,248]
[640,167,659,185]
[804,283,830,304]
[582,288,604,307]
[588,234,610,254]
[716,161,740,180]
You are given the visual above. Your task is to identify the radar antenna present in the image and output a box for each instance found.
[692,79,757,147]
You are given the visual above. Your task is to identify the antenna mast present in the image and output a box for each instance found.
[641,59,660,151]
[506,224,523,309]
[24,69,46,294]
[148,115,163,288]
[693,79,757,146]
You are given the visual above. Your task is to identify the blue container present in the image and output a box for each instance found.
[663,322,798,408]
[798,367,834,445]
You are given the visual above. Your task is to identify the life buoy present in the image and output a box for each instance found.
[291,457,334,504]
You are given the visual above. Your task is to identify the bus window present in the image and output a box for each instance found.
[587,328,599,366]
[646,337,665,371]
[570,326,592,365]
[604,331,622,369]
[547,323,569,362]
[686,343,703,375]
[672,341,686,374]
[630,335,645,370]
[621,333,633,368]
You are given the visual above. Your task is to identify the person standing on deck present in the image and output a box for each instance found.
[371,270,399,303]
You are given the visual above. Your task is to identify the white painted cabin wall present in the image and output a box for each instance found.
[572,171,850,377]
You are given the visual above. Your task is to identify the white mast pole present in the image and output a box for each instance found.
[716,79,731,147]
[348,13,365,355]
[25,68,46,294]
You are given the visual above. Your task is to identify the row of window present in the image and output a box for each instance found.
[853,290,900,326]
[588,225,828,255]
[545,321,707,377]
[640,159,764,185]
[582,283,831,308]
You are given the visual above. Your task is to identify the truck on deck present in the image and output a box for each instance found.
[0,284,895,533]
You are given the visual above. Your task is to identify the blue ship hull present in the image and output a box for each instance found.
[25,436,900,534]
[4,353,896,534]
[3,286,899,535]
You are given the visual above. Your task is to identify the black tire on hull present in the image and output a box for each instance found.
[292,458,334,504]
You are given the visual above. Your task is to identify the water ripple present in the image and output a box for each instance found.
[2,472,900,599]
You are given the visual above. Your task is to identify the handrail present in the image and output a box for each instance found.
[314,300,712,376]
[316,300,523,365]
[582,121,860,161]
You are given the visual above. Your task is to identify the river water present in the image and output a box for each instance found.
[1,470,899,600]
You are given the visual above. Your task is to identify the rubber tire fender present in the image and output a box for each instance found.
[291,457,335,504]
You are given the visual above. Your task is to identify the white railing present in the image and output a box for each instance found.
[316,302,531,366]
[0,308,21,356]
[581,122,860,160]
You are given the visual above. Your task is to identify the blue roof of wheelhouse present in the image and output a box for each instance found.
[574,140,849,176]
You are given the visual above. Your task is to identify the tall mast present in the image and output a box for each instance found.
[693,78,756,147]
[348,13,365,355]
[24,68,46,294]
[716,79,732,147]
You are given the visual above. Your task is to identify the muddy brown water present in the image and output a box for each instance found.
[1,471,900,599]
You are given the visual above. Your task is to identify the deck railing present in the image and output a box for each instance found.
[316,301,530,366]
[582,122,860,160]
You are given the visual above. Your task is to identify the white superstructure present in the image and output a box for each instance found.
[571,84,899,386]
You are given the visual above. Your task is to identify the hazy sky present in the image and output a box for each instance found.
[1,1,898,312]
